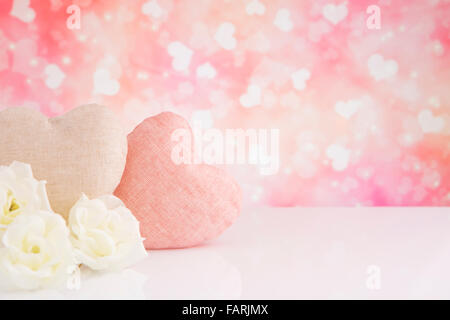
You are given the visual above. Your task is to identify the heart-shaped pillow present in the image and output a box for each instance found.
[0,105,127,217]
[114,112,241,249]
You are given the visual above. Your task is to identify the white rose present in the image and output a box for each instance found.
[68,194,147,271]
[0,210,75,291]
[0,161,51,231]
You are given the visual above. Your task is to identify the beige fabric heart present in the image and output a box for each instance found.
[0,104,127,218]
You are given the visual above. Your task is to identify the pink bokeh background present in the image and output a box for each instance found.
[0,0,449,206]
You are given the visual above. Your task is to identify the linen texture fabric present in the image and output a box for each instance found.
[114,112,241,249]
[0,104,128,218]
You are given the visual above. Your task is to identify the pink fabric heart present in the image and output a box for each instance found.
[114,112,241,249]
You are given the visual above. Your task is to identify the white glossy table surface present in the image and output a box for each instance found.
[2,207,450,300]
